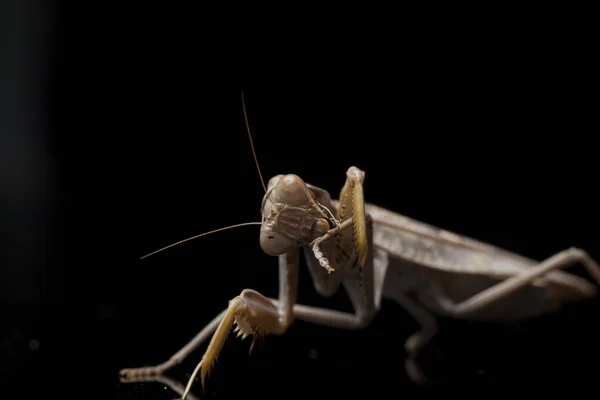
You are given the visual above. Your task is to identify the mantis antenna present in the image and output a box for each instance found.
[241,91,267,193]
[139,222,262,260]
[140,93,267,260]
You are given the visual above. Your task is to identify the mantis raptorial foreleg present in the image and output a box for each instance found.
[336,167,369,276]
[120,250,300,382]
[438,248,600,317]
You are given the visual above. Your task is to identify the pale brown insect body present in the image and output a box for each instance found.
[120,94,600,398]
[366,202,597,322]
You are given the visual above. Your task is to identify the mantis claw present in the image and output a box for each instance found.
[181,289,284,398]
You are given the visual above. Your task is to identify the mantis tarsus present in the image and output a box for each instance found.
[121,93,600,398]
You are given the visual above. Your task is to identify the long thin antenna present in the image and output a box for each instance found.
[140,222,262,260]
[241,91,267,193]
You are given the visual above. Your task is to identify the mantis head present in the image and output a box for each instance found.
[259,174,330,256]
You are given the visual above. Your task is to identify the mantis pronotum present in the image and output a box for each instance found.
[122,92,600,398]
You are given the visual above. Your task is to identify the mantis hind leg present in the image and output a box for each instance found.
[444,248,600,317]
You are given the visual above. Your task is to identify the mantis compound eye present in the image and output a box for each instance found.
[260,230,296,256]
[267,174,284,190]
[276,174,311,207]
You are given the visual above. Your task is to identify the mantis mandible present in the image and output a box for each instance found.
[121,93,600,398]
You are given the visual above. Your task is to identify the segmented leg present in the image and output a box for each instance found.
[120,249,299,385]
[295,165,377,329]
[184,256,377,398]
[119,309,227,379]
[192,289,288,389]
[304,166,371,304]
[445,248,600,316]
[387,291,438,385]
[119,373,201,400]
[395,295,438,356]
[267,268,377,330]
[189,194,377,395]
[305,218,353,297]
[177,250,299,399]
[336,167,369,284]
[181,282,377,400]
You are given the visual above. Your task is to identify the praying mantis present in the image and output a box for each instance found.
[121,92,600,398]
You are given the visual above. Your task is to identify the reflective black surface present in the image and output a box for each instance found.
[114,304,600,398]
[2,2,599,398]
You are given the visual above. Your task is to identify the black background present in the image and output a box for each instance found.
[1,2,598,398]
